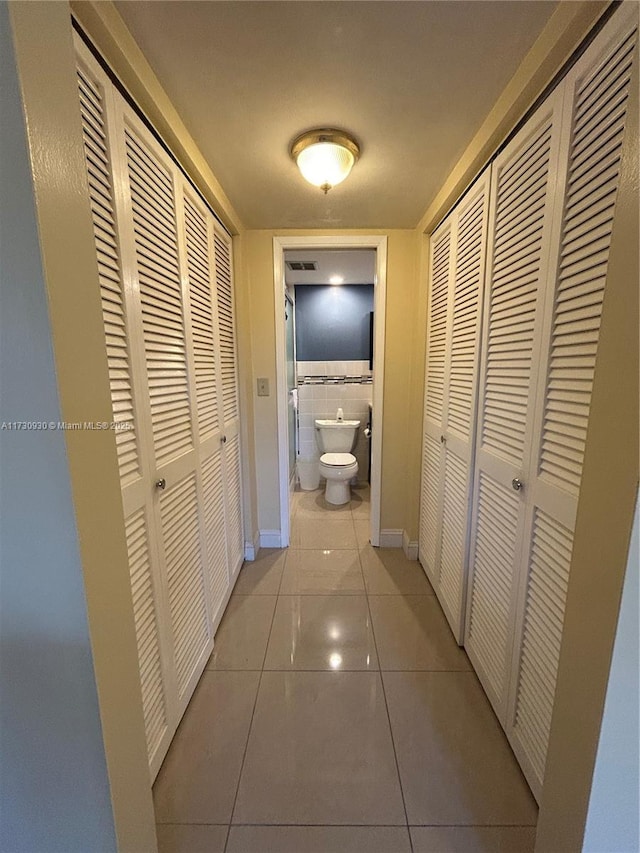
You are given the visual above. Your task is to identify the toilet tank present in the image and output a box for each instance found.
[315,419,360,453]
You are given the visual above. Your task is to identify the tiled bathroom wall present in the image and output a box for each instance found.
[296,360,373,484]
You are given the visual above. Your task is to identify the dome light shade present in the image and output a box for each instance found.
[291,129,360,193]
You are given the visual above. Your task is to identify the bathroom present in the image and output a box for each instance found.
[284,249,376,508]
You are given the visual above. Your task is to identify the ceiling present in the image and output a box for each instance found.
[284,249,375,287]
[115,1,558,230]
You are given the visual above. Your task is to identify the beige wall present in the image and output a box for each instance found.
[241,229,423,537]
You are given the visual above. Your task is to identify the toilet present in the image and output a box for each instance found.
[315,417,360,505]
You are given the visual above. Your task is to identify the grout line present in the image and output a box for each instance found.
[358,543,414,852]
[157,820,538,827]
[224,575,281,852]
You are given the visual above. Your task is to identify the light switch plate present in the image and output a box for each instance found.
[257,377,270,397]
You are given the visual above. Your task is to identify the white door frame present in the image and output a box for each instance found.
[273,235,387,547]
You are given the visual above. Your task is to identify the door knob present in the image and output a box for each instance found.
[155,478,166,490]
[512,478,523,492]
[221,435,227,444]
[440,435,446,444]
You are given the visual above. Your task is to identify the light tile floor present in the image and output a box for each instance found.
[154,485,537,853]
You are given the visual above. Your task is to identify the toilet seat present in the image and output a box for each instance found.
[320,452,356,467]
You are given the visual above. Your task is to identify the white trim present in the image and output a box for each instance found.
[272,235,387,549]
[260,529,283,548]
[244,528,260,562]
[402,530,419,560]
[379,529,403,548]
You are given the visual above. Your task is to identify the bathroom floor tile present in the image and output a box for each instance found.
[368,595,470,671]
[156,824,228,853]
[279,548,364,594]
[232,671,406,825]
[350,485,371,518]
[295,489,352,517]
[153,671,260,824]
[227,825,412,853]
[264,595,378,671]
[291,516,357,549]
[353,518,371,547]
[207,595,276,670]
[410,825,536,853]
[384,671,538,826]
[232,549,286,595]
[360,546,435,595]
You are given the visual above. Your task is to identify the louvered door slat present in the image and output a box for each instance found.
[419,433,441,577]
[481,118,553,467]
[184,192,219,440]
[160,473,210,696]
[202,449,228,624]
[424,230,451,424]
[125,509,168,763]
[125,128,193,467]
[224,434,244,578]
[77,68,141,485]
[214,230,239,425]
[539,29,636,496]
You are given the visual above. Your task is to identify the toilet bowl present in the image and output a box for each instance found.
[315,418,360,506]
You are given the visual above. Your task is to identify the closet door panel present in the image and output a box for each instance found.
[76,51,175,780]
[438,173,491,638]
[124,123,194,469]
[213,227,245,577]
[465,91,566,720]
[507,12,637,799]
[419,225,451,584]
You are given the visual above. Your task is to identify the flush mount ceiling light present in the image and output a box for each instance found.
[290,128,360,194]
[329,275,344,285]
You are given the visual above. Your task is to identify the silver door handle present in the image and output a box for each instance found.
[512,478,523,492]
[155,478,166,490]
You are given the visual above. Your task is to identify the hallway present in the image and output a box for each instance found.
[152,487,537,853]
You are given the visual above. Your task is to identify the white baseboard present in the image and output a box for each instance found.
[379,528,403,548]
[244,529,261,561]
[402,530,419,561]
[259,529,282,548]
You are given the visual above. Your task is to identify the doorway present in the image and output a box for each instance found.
[273,236,387,548]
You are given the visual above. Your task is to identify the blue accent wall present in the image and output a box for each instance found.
[294,284,374,361]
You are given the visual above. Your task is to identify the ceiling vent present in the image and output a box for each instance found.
[286,261,317,271]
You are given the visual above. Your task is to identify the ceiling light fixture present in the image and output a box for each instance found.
[290,128,360,194]
[329,275,344,285]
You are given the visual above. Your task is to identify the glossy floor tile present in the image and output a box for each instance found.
[227,825,412,853]
[291,516,358,549]
[153,490,538,847]
[232,548,286,595]
[410,825,537,852]
[279,548,365,594]
[295,489,352,517]
[206,595,277,670]
[232,671,406,825]
[369,595,471,670]
[384,672,538,826]
[360,546,435,595]
[155,824,228,853]
[153,672,260,824]
[264,594,378,671]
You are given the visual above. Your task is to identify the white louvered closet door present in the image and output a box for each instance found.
[118,106,213,722]
[214,228,244,580]
[180,185,230,634]
[76,52,173,776]
[419,171,490,642]
[464,88,567,721]
[419,222,451,599]
[506,11,638,800]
